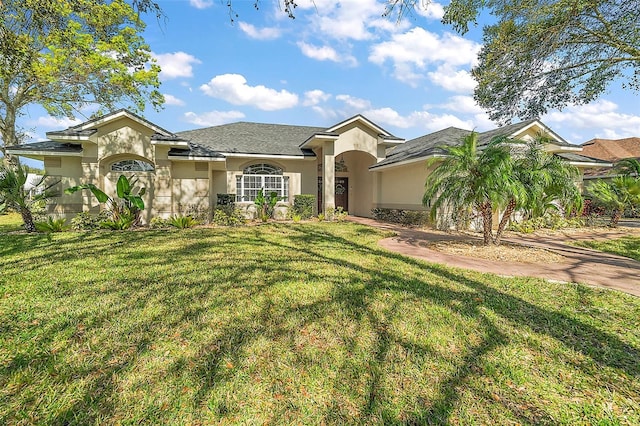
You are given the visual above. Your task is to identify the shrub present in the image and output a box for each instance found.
[70,210,111,230]
[169,215,198,229]
[217,194,236,216]
[35,216,70,233]
[293,194,315,219]
[149,216,170,229]
[212,208,245,226]
[509,212,585,233]
[371,208,430,227]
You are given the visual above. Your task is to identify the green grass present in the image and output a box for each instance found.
[1,223,639,424]
[575,236,640,262]
[0,212,22,233]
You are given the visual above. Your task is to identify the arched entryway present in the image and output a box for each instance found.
[317,150,376,217]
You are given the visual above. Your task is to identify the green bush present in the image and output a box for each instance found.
[509,213,585,233]
[293,194,315,219]
[149,216,170,229]
[216,194,236,216]
[169,215,198,229]
[70,211,111,230]
[371,208,430,226]
[212,208,245,226]
[35,216,70,233]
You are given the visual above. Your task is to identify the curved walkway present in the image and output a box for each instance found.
[348,217,640,297]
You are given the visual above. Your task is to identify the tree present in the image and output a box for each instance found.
[0,163,57,232]
[423,132,516,245]
[0,0,163,165]
[587,176,640,227]
[443,0,640,123]
[493,137,582,244]
[615,158,640,177]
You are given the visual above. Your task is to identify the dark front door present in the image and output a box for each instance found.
[335,177,348,212]
[317,177,349,212]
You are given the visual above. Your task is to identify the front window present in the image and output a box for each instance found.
[236,163,289,202]
[111,159,155,172]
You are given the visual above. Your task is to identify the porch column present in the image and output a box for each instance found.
[323,141,335,211]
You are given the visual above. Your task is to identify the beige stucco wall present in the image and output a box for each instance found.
[374,161,433,211]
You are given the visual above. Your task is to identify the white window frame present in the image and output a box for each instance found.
[111,159,155,172]
[236,163,289,202]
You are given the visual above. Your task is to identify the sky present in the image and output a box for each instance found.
[16,0,640,166]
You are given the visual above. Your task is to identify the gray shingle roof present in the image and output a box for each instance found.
[555,152,611,164]
[168,143,225,158]
[6,141,83,153]
[176,122,324,157]
[371,119,571,170]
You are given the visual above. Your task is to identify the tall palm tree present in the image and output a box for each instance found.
[423,132,517,245]
[0,164,57,232]
[587,176,640,227]
[493,138,582,244]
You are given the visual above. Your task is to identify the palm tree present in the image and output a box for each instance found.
[423,132,517,245]
[587,176,640,227]
[493,138,582,244]
[0,164,57,232]
[615,158,640,177]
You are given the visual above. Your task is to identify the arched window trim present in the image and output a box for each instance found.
[236,163,288,202]
[110,159,155,172]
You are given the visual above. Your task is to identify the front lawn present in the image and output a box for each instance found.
[575,236,640,262]
[1,223,639,424]
[0,212,22,233]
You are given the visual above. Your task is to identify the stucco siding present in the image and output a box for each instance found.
[375,161,432,211]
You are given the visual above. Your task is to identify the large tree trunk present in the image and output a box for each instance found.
[478,201,494,245]
[494,198,517,245]
[20,207,36,233]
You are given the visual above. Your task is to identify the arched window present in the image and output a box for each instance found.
[236,163,289,202]
[111,159,155,172]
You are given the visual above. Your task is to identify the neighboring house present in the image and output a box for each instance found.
[6,110,608,222]
[580,137,640,178]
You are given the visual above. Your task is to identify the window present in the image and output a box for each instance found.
[236,163,289,202]
[111,159,154,172]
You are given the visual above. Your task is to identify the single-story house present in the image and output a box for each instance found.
[7,109,609,222]
[580,137,639,179]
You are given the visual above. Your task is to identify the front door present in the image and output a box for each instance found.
[335,177,348,212]
[317,177,349,212]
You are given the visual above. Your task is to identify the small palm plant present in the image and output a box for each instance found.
[0,164,58,232]
[65,175,146,229]
[587,176,640,227]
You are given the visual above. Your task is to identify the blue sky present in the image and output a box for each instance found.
[18,0,640,157]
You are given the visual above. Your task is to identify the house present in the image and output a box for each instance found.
[6,110,608,222]
[580,137,640,179]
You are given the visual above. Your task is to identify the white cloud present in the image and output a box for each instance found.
[296,0,408,41]
[238,22,281,40]
[163,94,185,107]
[297,42,357,66]
[369,27,481,87]
[363,107,473,132]
[428,65,477,93]
[543,100,640,142]
[439,95,494,130]
[336,94,372,111]
[415,1,445,20]
[153,52,201,80]
[29,116,82,128]
[303,90,331,106]
[184,110,245,127]
[189,0,213,9]
[200,74,299,111]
